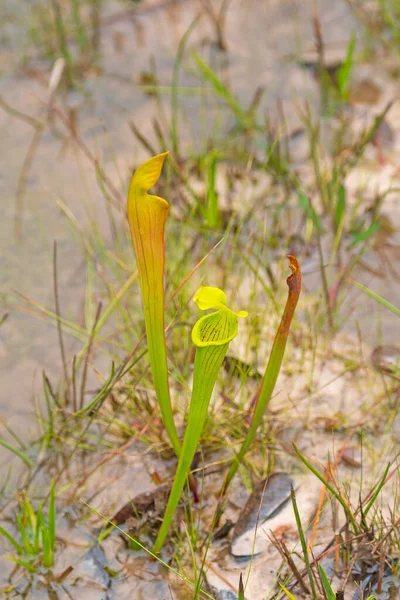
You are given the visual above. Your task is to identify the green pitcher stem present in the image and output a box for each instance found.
[219,256,301,500]
[154,343,228,553]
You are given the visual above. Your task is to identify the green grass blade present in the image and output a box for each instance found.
[292,444,358,531]
[291,486,316,598]
[23,498,37,553]
[73,362,115,416]
[192,51,251,128]
[36,505,45,555]
[22,495,37,533]
[334,184,346,230]
[37,504,53,567]
[349,221,380,247]
[0,439,33,468]
[4,556,36,573]
[279,583,298,600]
[41,527,53,568]
[48,480,56,549]
[16,514,33,555]
[71,0,88,52]
[206,153,221,228]
[364,462,390,517]
[298,192,323,234]
[34,506,41,555]
[318,564,336,600]
[349,280,400,318]
[83,503,216,599]
[337,33,356,101]
[42,372,54,446]
[50,0,74,87]
[0,526,24,555]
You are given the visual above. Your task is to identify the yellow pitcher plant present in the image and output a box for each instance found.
[127,152,181,455]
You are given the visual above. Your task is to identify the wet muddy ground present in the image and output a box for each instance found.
[1,0,400,598]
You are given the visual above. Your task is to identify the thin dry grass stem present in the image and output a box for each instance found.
[16,128,44,239]
[361,457,400,509]
[340,549,360,591]
[0,568,26,593]
[90,0,102,57]
[53,241,70,406]
[0,94,44,240]
[309,531,362,566]
[50,0,73,86]
[200,0,231,50]
[372,515,400,554]
[168,239,224,303]
[51,105,123,205]
[342,528,348,579]
[153,118,168,152]
[204,560,240,595]
[291,486,318,598]
[79,302,103,410]
[129,121,158,156]
[72,355,78,413]
[0,95,42,129]
[71,421,151,497]
[269,532,311,596]
[334,533,341,573]
[289,530,369,597]
[43,371,61,410]
[317,237,334,331]
[307,428,356,553]
[376,541,387,595]
[100,0,183,29]
[327,464,356,526]
[312,0,325,67]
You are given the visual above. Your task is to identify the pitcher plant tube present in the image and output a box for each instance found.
[127,152,181,455]
[154,286,247,552]
[216,255,301,514]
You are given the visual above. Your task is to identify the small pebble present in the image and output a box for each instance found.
[341,447,362,469]
[371,346,400,376]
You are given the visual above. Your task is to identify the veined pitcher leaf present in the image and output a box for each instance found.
[192,286,247,347]
[127,152,181,455]
[192,309,239,347]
